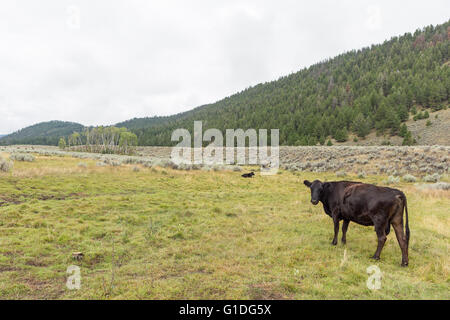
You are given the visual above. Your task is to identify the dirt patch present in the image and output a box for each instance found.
[247,282,291,300]
[37,192,87,201]
[0,250,22,257]
[25,258,48,267]
[0,265,20,272]
[0,196,22,206]
[0,192,88,207]
[22,276,66,299]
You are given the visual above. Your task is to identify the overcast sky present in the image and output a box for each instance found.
[0,0,449,134]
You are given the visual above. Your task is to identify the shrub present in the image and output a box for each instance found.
[402,174,417,182]
[423,173,440,183]
[157,160,178,169]
[336,171,347,177]
[143,161,153,168]
[78,162,87,168]
[178,163,192,171]
[384,176,399,185]
[416,182,450,191]
[110,160,122,167]
[103,159,122,167]
[0,156,13,172]
[357,171,366,179]
[10,153,35,162]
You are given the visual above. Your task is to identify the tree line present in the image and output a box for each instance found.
[59,126,138,155]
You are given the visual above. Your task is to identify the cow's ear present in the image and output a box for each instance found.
[303,180,312,187]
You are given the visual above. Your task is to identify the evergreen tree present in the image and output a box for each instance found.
[352,113,371,138]
[402,131,416,146]
[399,123,408,137]
[334,128,348,142]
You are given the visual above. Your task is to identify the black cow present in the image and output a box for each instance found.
[304,180,410,266]
[242,172,255,178]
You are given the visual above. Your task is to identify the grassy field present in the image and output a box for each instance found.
[0,153,448,299]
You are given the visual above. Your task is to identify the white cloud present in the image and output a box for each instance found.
[0,0,449,133]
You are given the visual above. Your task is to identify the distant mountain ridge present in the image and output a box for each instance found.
[0,121,84,146]
[1,20,449,146]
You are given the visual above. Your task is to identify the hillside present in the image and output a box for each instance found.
[0,121,84,146]
[1,20,449,147]
[127,21,449,146]
[334,108,450,146]
[115,116,170,131]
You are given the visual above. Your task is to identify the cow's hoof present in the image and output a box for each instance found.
[401,262,408,267]
[331,240,337,246]
[371,255,380,261]
[341,240,346,245]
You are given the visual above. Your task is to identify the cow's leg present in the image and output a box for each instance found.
[332,216,339,246]
[341,219,350,244]
[392,221,408,267]
[372,223,387,260]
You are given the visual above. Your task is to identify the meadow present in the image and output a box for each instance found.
[0,149,448,299]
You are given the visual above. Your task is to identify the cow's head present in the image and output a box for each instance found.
[303,180,323,205]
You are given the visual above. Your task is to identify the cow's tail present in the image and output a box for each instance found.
[401,193,410,248]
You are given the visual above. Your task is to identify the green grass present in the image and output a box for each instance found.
[0,154,448,299]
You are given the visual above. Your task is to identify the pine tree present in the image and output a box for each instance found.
[402,131,416,146]
[352,113,371,138]
[334,128,348,142]
[399,124,408,137]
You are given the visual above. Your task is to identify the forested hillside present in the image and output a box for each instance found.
[1,21,449,146]
[127,21,449,146]
[115,116,170,131]
[0,121,84,146]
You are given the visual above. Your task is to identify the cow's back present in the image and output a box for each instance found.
[340,183,403,225]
